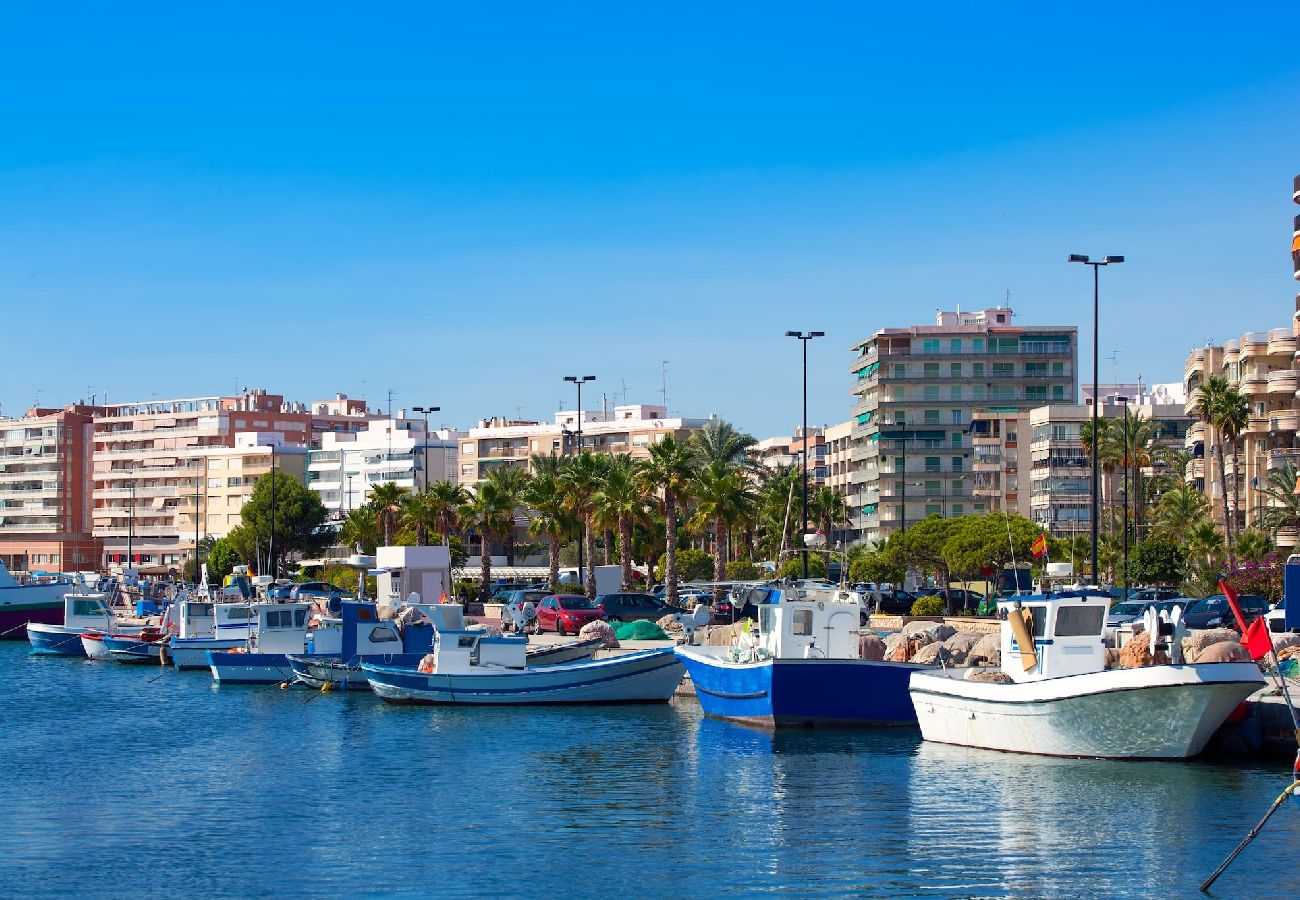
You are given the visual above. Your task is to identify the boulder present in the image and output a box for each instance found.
[858,634,887,661]
[903,621,956,642]
[966,633,1001,667]
[941,632,982,665]
[1186,628,1239,662]
[1197,641,1251,663]
[578,619,620,648]
[886,638,925,663]
[910,642,946,665]
[883,632,910,657]
[967,669,1013,684]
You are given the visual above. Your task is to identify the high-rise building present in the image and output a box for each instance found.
[848,307,1078,544]
[0,404,103,573]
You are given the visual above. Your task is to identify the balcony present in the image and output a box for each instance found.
[1270,410,1300,432]
[1268,328,1297,359]
[1267,369,1298,395]
[1241,333,1268,359]
[1246,415,1271,436]
[1223,339,1240,364]
[1268,448,1300,472]
[479,447,529,459]
[1239,372,1268,396]
[1186,421,1205,445]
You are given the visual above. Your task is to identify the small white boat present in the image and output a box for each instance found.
[908,591,1266,759]
[27,591,122,657]
[361,606,683,705]
[169,600,259,670]
[207,603,313,684]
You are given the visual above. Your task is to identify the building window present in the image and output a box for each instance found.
[209,459,223,469]
[923,409,940,424]
[973,385,985,401]
[893,364,906,378]
[922,339,940,354]
[1052,362,1064,375]
[973,339,985,352]
[923,386,939,401]
[950,386,961,401]
[1053,385,1066,400]
[952,457,963,472]
[925,504,941,516]
[951,409,962,424]
[951,504,963,516]
[924,363,939,377]
[461,443,474,455]
[950,363,961,378]
[925,457,940,472]
[227,477,243,487]
[207,478,222,488]
[950,338,961,352]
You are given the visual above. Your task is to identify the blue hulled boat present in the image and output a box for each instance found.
[674,584,924,728]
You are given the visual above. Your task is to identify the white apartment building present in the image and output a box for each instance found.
[457,404,711,485]
[308,417,463,516]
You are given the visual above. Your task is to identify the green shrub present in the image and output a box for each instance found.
[725,560,763,581]
[654,548,715,582]
[910,595,945,617]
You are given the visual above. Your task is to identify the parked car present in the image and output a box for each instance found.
[939,588,985,612]
[535,594,607,635]
[1266,597,1296,634]
[1128,587,1183,605]
[1182,593,1269,630]
[597,592,676,623]
[498,589,551,631]
[289,581,343,601]
[267,580,295,599]
[876,589,917,615]
[1106,599,1158,629]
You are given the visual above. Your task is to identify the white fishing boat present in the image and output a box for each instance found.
[206,603,313,684]
[168,600,260,670]
[908,592,1267,759]
[28,590,122,656]
[361,606,683,705]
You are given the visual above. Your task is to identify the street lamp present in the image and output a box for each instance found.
[1117,395,1130,596]
[563,375,596,588]
[412,405,441,492]
[345,470,360,513]
[1069,253,1124,584]
[786,331,824,577]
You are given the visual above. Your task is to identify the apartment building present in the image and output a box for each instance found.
[750,428,828,484]
[824,420,856,546]
[1184,321,1300,547]
[969,408,1033,520]
[1029,385,1190,539]
[849,307,1078,544]
[308,417,462,517]
[0,404,103,572]
[194,434,309,540]
[457,404,711,485]
[1292,173,1299,280]
[93,389,373,569]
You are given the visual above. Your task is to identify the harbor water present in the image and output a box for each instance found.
[2,642,1297,899]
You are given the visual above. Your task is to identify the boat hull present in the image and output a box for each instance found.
[1,598,65,640]
[101,633,166,664]
[525,638,602,667]
[170,638,248,670]
[26,623,90,656]
[362,649,684,706]
[908,662,1266,759]
[207,651,295,684]
[675,646,923,728]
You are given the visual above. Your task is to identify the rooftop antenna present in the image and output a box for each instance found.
[620,378,628,405]
[1108,350,1120,385]
[660,360,669,409]
[515,405,525,420]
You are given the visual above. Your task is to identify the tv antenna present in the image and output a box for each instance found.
[660,361,669,409]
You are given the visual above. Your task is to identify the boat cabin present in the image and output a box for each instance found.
[997,592,1108,682]
[214,602,259,639]
[249,603,313,654]
[308,601,406,659]
[757,587,861,660]
[61,593,114,631]
[421,603,528,673]
[175,600,216,639]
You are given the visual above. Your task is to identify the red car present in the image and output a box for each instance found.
[535,594,607,635]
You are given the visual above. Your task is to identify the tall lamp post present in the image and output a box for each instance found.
[785,331,824,577]
[1068,253,1124,584]
[1118,395,1130,596]
[563,375,596,586]
[412,405,441,492]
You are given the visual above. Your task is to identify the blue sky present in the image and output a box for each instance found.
[3,2,1299,437]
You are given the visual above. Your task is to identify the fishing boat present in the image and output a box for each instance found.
[27,591,120,656]
[2,561,79,640]
[908,592,1268,759]
[674,583,923,727]
[206,603,314,684]
[361,606,683,705]
[283,600,432,690]
[169,600,260,670]
[103,628,169,664]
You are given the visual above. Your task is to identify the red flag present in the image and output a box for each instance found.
[1218,580,1249,633]
[1031,534,1048,559]
[1242,618,1274,661]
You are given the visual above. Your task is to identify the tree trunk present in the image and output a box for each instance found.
[619,515,634,590]
[1232,437,1242,541]
[548,534,561,591]
[713,514,726,601]
[479,530,492,600]
[665,491,679,606]
[584,514,597,598]
[1216,437,1232,564]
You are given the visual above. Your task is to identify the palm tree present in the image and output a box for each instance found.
[339,503,380,554]
[1233,528,1273,564]
[1082,416,1124,535]
[1184,518,1226,570]
[1153,487,1210,545]
[691,420,758,471]
[522,469,574,590]
[483,465,530,565]
[1216,386,1249,545]
[462,481,515,599]
[591,454,651,590]
[1192,375,1234,546]
[690,460,757,591]
[808,486,849,546]
[1256,463,1300,537]
[399,491,440,546]
[369,482,410,546]
[422,480,470,544]
[640,434,699,606]
[558,451,607,598]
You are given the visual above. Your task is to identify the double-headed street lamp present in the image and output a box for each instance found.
[1117,395,1130,596]
[563,375,596,586]
[412,405,441,491]
[785,331,824,578]
[1068,253,1124,585]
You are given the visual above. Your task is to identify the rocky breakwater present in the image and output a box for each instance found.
[882,620,1000,668]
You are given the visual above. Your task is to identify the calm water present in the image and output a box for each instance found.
[2,643,1297,899]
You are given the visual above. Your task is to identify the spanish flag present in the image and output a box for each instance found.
[1031,534,1048,559]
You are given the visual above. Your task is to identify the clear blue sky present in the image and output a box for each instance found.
[3,2,1298,437]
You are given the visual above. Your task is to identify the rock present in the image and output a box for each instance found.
[656,614,686,635]
[967,669,1013,684]
[1197,641,1251,663]
[966,633,1001,667]
[858,634,886,661]
[1119,630,1169,668]
[903,621,955,642]
[886,638,925,663]
[1278,644,1300,662]
[910,643,945,665]
[883,633,909,657]
[1186,628,1239,662]
[578,620,619,648]
[941,632,981,665]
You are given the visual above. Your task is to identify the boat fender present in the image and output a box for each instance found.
[1007,601,1038,673]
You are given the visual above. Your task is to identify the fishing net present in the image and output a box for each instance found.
[613,620,670,641]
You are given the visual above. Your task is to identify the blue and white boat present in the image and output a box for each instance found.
[103,630,168,664]
[206,603,315,684]
[361,606,683,705]
[169,600,261,670]
[284,600,434,690]
[674,584,923,727]
[26,590,119,656]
